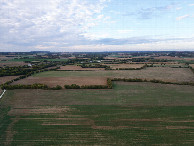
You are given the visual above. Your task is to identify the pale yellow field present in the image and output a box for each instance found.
[104,64,145,69]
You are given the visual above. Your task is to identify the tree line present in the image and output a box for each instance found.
[1,84,62,90]
[64,78,113,89]
[112,78,194,86]
[0,62,63,77]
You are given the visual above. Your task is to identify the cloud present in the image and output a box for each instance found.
[0,0,110,51]
[189,4,194,6]
[123,4,175,19]
[176,14,189,21]
[60,38,194,52]
[176,7,182,10]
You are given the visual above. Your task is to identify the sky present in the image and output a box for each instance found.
[0,0,194,52]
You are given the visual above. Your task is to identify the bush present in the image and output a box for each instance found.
[51,85,62,90]
[64,84,81,89]
[1,83,49,90]
[107,78,113,89]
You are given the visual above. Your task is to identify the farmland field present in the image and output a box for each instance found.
[190,64,194,69]
[103,64,145,69]
[1,82,194,145]
[58,65,105,71]
[11,76,108,87]
[0,62,28,67]
[0,76,19,85]
[32,67,194,83]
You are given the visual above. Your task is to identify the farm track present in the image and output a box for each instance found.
[0,90,6,99]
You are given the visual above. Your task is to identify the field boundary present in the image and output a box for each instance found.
[112,78,194,86]
[1,77,194,90]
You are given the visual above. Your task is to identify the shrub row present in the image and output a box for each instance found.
[147,64,189,68]
[107,78,113,89]
[189,67,194,74]
[64,84,109,89]
[0,84,62,90]
[1,67,59,86]
[0,62,60,77]
[64,78,113,89]
[112,78,194,86]
[81,64,108,68]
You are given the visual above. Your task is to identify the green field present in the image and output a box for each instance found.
[1,82,194,145]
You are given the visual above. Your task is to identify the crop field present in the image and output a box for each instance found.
[1,82,194,145]
[0,62,28,67]
[58,65,105,71]
[11,58,68,62]
[190,64,194,69]
[103,64,145,69]
[152,63,188,68]
[32,67,194,83]
[11,76,107,87]
[0,76,19,85]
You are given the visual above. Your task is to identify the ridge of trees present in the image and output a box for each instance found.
[64,78,113,89]
[112,78,194,86]
[0,62,64,77]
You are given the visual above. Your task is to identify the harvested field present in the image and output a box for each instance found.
[1,82,194,145]
[0,76,19,85]
[0,62,27,67]
[154,56,183,60]
[58,65,105,71]
[151,63,188,68]
[11,76,107,87]
[0,56,15,61]
[190,64,194,69]
[104,63,145,69]
[33,67,194,83]
[184,58,194,61]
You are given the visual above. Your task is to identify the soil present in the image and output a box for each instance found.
[189,64,194,69]
[0,62,28,67]
[0,76,19,85]
[11,76,107,87]
[104,64,145,69]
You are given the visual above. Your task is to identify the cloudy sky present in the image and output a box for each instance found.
[0,0,194,52]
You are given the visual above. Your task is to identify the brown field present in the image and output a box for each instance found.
[33,67,194,83]
[58,65,105,71]
[154,56,182,60]
[0,62,28,67]
[104,64,145,69]
[11,76,107,87]
[0,76,19,85]
[189,64,194,69]
[111,67,194,83]
[0,56,15,61]
[151,63,186,66]
[184,58,194,61]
